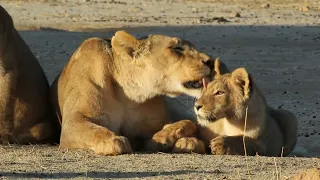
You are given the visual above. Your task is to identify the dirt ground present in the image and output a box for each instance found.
[0,0,320,179]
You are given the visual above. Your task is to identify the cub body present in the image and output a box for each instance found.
[194,60,297,156]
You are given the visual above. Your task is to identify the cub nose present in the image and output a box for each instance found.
[195,104,203,111]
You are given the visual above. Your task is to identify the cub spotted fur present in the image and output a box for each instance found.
[50,31,219,155]
[193,60,298,156]
[0,6,59,144]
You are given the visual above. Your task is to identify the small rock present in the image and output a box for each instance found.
[261,3,270,8]
[299,6,310,12]
[231,12,241,18]
[83,0,90,2]
[192,7,197,12]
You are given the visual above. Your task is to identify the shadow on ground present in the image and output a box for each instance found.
[0,170,218,178]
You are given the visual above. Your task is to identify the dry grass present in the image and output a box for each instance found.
[0,145,319,179]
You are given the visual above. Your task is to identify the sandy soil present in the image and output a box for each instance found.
[0,0,320,179]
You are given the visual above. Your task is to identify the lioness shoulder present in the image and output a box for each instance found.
[194,59,298,156]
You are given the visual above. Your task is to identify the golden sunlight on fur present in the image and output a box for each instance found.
[50,30,221,155]
[192,60,298,156]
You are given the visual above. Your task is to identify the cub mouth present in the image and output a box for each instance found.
[197,114,217,122]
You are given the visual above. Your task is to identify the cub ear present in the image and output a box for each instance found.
[231,68,251,98]
[111,30,139,59]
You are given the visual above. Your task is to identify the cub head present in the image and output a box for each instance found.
[194,66,253,124]
[111,30,222,99]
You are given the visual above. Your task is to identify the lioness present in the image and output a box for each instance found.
[50,31,224,155]
[193,61,298,156]
[0,6,59,144]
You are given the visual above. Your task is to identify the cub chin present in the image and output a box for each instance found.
[193,62,298,156]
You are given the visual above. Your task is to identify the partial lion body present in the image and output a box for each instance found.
[193,61,297,156]
[0,6,59,144]
[51,32,214,155]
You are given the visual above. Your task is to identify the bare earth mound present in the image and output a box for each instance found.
[0,0,319,179]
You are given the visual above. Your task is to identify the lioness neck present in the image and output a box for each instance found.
[111,52,161,103]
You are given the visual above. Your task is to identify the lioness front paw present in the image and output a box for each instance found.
[172,137,206,154]
[147,120,197,152]
[94,136,132,156]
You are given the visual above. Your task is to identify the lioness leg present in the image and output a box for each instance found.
[0,73,16,145]
[146,120,198,152]
[12,118,60,144]
[60,112,132,156]
[210,136,266,156]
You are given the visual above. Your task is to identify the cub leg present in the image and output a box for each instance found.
[60,112,132,156]
[146,120,197,152]
[210,136,266,156]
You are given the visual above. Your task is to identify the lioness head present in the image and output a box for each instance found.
[111,31,216,101]
[194,65,254,124]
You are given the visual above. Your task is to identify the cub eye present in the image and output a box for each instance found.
[213,90,225,96]
[170,45,184,52]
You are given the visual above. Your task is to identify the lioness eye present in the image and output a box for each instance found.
[170,45,184,52]
[214,91,224,96]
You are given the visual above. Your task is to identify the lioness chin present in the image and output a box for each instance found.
[50,31,226,155]
[0,6,60,144]
[190,60,298,156]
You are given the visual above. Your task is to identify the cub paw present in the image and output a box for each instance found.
[172,137,206,154]
[210,136,245,155]
[94,136,132,156]
[210,136,263,156]
[147,120,197,152]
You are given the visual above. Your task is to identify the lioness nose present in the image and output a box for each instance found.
[195,104,203,111]
[199,53,210,65]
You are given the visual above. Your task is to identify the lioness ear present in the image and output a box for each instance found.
[213,57,221,77]
[231,68,251,98]
[111,30,139,59]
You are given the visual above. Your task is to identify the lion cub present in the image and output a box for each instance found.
[193,60,298,156]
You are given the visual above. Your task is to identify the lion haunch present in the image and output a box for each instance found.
[0,5,60,144]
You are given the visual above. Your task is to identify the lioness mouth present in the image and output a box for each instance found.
[183,77,209,89]
[183,80,203,89]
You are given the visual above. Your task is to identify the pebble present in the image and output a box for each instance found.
[299,6,310,12]
[232,12,241,18]
[261,3,270,8]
